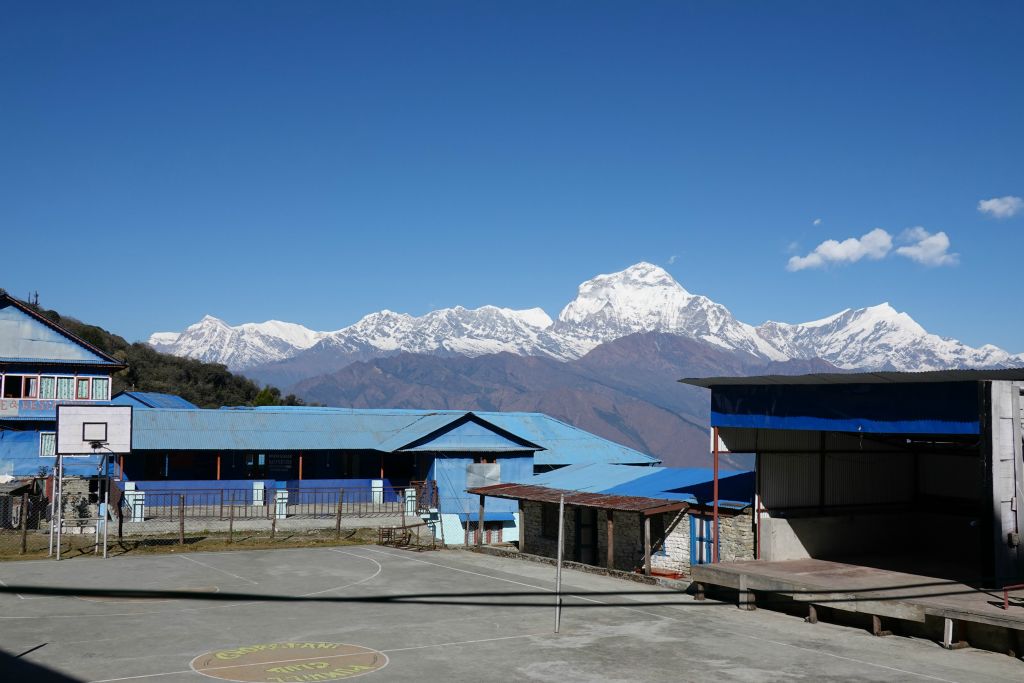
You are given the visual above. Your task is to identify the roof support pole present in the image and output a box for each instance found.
[298,452,303,481]
[216,454,221,481]
[477,494,485,547]
[755,452,761,561]
[713,426,720,564]
[554,493,564,633]
[606,509,614,570]
[644,514,652,576]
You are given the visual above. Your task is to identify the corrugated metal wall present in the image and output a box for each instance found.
[761,453,819,509]
[824,452,914,506]
[762,451,917,510]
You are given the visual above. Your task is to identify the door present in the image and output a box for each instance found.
[690,515,716,565]
[576,507,597,565]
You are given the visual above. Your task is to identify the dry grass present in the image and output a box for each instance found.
[0,526,381,561]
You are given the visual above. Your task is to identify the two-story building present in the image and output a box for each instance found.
[0,291,124,478]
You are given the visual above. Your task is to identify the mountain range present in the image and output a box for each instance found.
[148,263,1023,466]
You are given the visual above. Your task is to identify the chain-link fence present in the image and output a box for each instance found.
[0,492,50,556]
[0,481,441,560]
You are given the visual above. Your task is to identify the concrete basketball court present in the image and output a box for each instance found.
[0,547,1021,682]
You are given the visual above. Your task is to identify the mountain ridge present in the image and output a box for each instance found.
[150,263,1024,378]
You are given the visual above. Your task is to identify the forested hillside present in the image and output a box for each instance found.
[31,303,301,409]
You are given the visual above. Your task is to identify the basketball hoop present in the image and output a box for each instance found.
[53,406,133,561]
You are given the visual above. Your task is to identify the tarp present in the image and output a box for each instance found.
[710,382,981,435]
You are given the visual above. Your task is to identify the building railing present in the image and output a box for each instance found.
[120,485,422,521]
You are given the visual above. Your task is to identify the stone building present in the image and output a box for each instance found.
[469,462,754,578]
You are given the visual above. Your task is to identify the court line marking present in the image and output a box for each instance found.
[178,554,259,585]
[0,548,381,620]
[360,548,961,683]
[0,577,27,599]
[87,633,541,682]
[299,549,383,596]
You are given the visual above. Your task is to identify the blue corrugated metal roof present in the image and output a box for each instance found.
[129,407,657,465]
[514,463,753,509]
[111,392,198,409]
[478,412,658,465]
[0,295,124,367]
[602,468,754,508]
[397,418,539,452]
[523,462,658,490]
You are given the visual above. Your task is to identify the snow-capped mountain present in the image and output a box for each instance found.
[149,316,327,369]
[754,304,1018,371]
[148,263,1024,372]
[553,262,788,360]
[311,305,563,359]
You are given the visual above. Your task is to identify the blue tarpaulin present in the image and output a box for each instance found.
[709,382,981,435]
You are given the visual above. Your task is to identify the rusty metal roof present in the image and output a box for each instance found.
[467,483,687,514]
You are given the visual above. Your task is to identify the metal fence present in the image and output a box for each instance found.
[0,482,442,560]
[0,493,50,556]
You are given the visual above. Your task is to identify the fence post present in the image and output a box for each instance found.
[335,488,343,538]
[220,489,224,520]
[117,494,123,540]
[229,493,235,544]
[270,490,276,540]
[19,493,28,555]
[178,494,185,545]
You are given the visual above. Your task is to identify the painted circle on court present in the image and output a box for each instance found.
[190,642,388,682]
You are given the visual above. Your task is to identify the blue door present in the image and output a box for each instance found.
[690,515,716,565]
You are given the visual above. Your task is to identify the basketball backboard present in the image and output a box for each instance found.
[56,405,133,455]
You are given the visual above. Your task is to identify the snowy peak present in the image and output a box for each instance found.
[558,262,691,326]
[554,262,786,360]
[755,302,1016,371]
[328,304,562,358]
[148,262,1023,373]
[148,316,325,368]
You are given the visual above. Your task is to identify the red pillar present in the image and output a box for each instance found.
[216,454,221,481]
[298,452,303,481]
[713,426,719,564]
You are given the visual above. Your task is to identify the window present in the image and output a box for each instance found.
[24,377,38,399]
[91,377,109,400]
[541,503,560,540]
[3,375,26,398]
[651,513,667,557]
[56,377,74,400]
[39,433,56,457]
[76,378,90,399]
[39,376,55,399]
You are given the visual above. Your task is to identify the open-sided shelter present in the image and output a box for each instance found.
[682,370,1024,586]
[469,462,754,577]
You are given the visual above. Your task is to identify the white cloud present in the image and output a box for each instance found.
[667,254,678,265]
[812,218,822,226]
[895,227,958,266]
[786,228,892,271]
[977,195,1023,219]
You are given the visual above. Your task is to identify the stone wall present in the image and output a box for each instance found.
[61,476,98,521]
[521,500,754,578]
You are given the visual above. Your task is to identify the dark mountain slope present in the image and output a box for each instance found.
[292,332,838,467]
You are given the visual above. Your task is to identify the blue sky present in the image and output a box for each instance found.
[2,2,1022,350]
